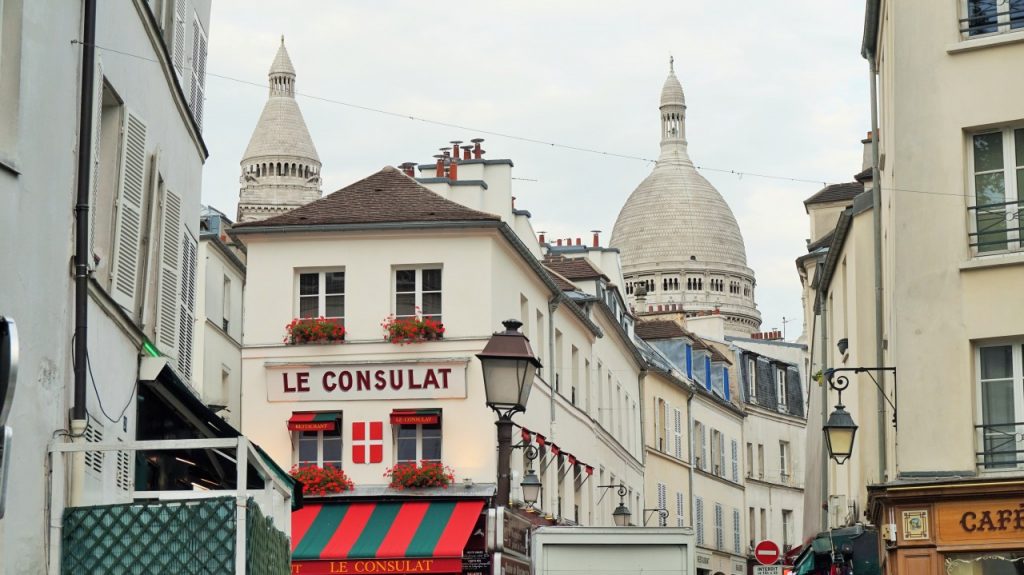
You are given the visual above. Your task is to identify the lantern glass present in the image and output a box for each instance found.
[481,357,533,410]
[613,503,632,527]
[823,405,858,464]
[520,470,542,506]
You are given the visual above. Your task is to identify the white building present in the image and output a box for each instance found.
[611,61,761,337]
[0,2,291,572]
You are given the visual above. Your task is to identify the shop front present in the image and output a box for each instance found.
[695,548,746,575]
[867,477,1024,575]
[291,497,485,575]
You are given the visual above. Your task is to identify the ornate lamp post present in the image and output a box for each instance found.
[823,373,859,464]
[477,320,542,507]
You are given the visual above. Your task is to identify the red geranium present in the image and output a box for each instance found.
[384,461,455,489]
[289,464,354,497]
[380,309,445,344]
[284,316,346,344]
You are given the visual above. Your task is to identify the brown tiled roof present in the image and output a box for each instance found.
[635,319,691,341]
[543,267,578,292]
[542,255,610,281]
[804,181,863,207]
[235,166,500,228]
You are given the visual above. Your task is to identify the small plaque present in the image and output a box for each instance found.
[902,509,929,540]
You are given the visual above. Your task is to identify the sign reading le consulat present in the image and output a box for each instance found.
[267,361,467,402]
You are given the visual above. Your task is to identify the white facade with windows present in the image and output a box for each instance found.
[235,155,645,527]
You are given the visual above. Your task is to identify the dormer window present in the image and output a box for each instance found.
[776,366,788,409]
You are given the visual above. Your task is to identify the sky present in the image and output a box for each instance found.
[200,1,871,342]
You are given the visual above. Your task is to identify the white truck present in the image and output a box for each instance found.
[531,526,696,575]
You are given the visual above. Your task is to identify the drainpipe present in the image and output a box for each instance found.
[818,283,829,531]
[869,51,887,485]
[687,386,695,529]
[547,294,560,513]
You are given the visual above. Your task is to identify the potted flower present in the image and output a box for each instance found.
[380,311,445,344]
[383,461,455,489]
[283,316,346,345]
[289,464,355,497]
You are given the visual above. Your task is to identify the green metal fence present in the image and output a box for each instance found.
[62,496,290,574]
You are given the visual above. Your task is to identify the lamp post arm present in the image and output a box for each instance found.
[826,367,897,427]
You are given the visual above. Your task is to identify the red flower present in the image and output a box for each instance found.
[284,316,346,345]
[289,464,355,495]
[383,461,455,488]
[381,308,444,344]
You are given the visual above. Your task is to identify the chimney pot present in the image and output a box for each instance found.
[556,239,563,246]
[449,160,458,181]
[471,138,484,159]
[451,140,463,158]
[591,230,601,247]
[575,237,581,246]
[435,156,444,178]
[539,233,546,244]
[463,147,472,160]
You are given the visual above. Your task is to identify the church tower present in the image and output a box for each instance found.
[610,59,762,336]
[237,38,322,223]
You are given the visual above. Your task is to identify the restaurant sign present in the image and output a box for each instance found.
[292,558,463,574]
[267,361,468,402]
[936,497,1024,546]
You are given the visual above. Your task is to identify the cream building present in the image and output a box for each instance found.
[611,61,761,337]
[236,38,322,223]
[233,152,646,527]
[797,2,1024,572]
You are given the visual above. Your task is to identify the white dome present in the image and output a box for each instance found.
[242,96,320,163]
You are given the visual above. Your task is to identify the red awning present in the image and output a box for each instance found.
[390,409,441,425]
[288,412,340,431]
[292,500,484,574]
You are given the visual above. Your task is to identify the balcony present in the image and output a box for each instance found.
[975,421,1024,470]
[960,2,1024,38]
[968,199,1023,254]
[50,437,294,575]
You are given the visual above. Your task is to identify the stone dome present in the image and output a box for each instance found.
[242,97,320,162]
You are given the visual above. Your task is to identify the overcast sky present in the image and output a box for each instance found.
[200,1,870,342]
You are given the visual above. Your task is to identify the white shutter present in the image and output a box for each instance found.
[673,408,683,459]
[715,503,723,549]
[733,508,741,553]
[731,439,739,482]
[109,110,147,311]
[700,427,707,470]
[695,497,704,545]
[172,0,187,79]
[88,59,104,266]
[676,493,685,527]
[155,188,182,357]
[176,232,197,381]
[663,400,671,453]
[657,483,667,526]
[719,434,726,477]
[189,14,207,129]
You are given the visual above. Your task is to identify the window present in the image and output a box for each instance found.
[296,427,342,468]
[298,270,345,320]
[776,367,788,408]
[976,342,1024,469]
[396,422,441,464]
[395,267,441,320]
[222,275,231,332]
[758,443,765,479]
[746,443,754,478]
[749,507,756,548]
[780,441,791,482]
[760,508,767,542]
[711,429,722,476]
[782,509,794,547]
[747,357,757,400]
[969,129,1024,253]
[961,0,1024,37]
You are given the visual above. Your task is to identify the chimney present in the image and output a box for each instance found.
[575,237,582,246]
[538,232,546,244]
[463,146,472,160]
[556,239,563,246]
[591,230,601,247]
[434,154,444,177]
[399,162,416,177]
[471,138,484,159]
[451,140,463,159]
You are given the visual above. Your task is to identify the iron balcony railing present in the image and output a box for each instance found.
[975,421,1024,469]
[960,0,1024,37]
[967,199,1023,253]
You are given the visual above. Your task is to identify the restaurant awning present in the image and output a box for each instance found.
[390,408,441,425]
[288,412,341,431]
[292,500,484,570]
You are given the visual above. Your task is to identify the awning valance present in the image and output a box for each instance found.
[390,408,441,425]
[292,500,484,567]
[288,412,340,431]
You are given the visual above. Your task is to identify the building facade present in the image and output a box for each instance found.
[611,62,761,337]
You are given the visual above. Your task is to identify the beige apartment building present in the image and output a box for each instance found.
[798,1,1024,573]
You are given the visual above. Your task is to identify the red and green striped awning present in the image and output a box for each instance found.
[288,412,340,431]
[292,500,484,571]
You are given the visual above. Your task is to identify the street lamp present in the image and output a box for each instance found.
[478,319,542,507]
[520,467,542,507]
[598,484,632,526]
[823,372,859,464]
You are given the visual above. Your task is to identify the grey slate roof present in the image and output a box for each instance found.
[804,182,863,206]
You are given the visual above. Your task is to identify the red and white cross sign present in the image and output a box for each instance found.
[352,421,383,464]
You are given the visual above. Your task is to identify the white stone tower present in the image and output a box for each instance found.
[610,58,762,336]
[237,37,322,223]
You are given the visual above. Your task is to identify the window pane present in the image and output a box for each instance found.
[325,272,345,295]
[1012,0,1024,30]
[322,437,342,467]
[1015,129,1024,167]
[325,295,344,318]
[976,172,1007,205]
[397,425,417,462]
[974,133,1004,173]
[422,435,442,461]
[421,292,442,316]
[299,273,319,296]
[395,270,416,293]
[299,434,318,465]
[982,380,1017,467]
[422,269,442,291]
[299,296,319,318]
[966,0,998,35]
[980,345,1013,379]
[396,293,416,317]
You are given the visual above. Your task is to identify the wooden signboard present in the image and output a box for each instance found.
[935,497,1024,547]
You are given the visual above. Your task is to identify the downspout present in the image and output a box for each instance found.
[869,49,887,484]
[687,387,695,529]
[547,294,559,514]
[818,284,829,531]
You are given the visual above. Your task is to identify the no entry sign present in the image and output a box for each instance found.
[754,540,781,565]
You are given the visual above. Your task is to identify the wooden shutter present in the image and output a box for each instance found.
[176,232,197,381]
[155,188,182,358]
[673,408,683,459]
[172,0,187,79]
[109,110,147,311]
[189,14,207,129]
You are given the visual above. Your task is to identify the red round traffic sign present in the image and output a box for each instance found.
[754,540,780,565]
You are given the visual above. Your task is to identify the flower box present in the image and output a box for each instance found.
[284,317,346,345]
[381,314,445,344]
[289,464,355,496]
[383,461,454,489]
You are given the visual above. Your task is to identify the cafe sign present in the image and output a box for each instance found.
[266,360,468,402]
[936,498,1024,546]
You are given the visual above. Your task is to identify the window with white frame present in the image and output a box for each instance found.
[298,270,345,320]
[747,357,757,400]
[396,422,442,464]
[780,440,791,483]
[295,426,342,469]
[783,509,794,547]
[969,128,1023,254]
[960,0,1024,38]
[976,341,1024,469]
[394,267,441,320]
[776,366,788,408]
